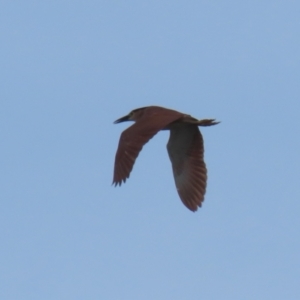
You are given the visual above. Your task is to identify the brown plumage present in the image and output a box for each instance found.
[113,106,219,212]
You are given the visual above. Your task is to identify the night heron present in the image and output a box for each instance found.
[113,106,219,211]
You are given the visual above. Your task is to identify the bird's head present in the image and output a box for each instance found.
[113,107,147,124]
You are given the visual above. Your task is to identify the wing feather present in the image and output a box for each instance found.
[167,125,207,211]
[113,107,183,186]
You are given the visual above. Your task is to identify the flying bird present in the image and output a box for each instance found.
[113,106,219,211]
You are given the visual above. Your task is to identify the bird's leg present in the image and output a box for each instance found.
[197,119,220,126]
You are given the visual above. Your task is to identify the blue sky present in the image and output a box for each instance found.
[1,1,300,299]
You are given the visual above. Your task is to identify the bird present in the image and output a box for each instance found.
[112,106,219,212]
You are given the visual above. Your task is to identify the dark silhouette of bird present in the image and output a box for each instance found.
[113,106,219,211]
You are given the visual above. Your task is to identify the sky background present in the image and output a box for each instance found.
[1,1,300,299]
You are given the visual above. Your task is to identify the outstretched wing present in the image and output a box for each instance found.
[113,107,183,186]
[167,125,207,211]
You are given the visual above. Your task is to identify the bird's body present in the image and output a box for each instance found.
[113,106,219,212]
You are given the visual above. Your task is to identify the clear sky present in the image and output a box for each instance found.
[1,1,300,299]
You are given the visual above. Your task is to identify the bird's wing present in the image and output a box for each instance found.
[167,125,207,211]
[113,109,182,186]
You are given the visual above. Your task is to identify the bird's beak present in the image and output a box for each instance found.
[114,114,130,124]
